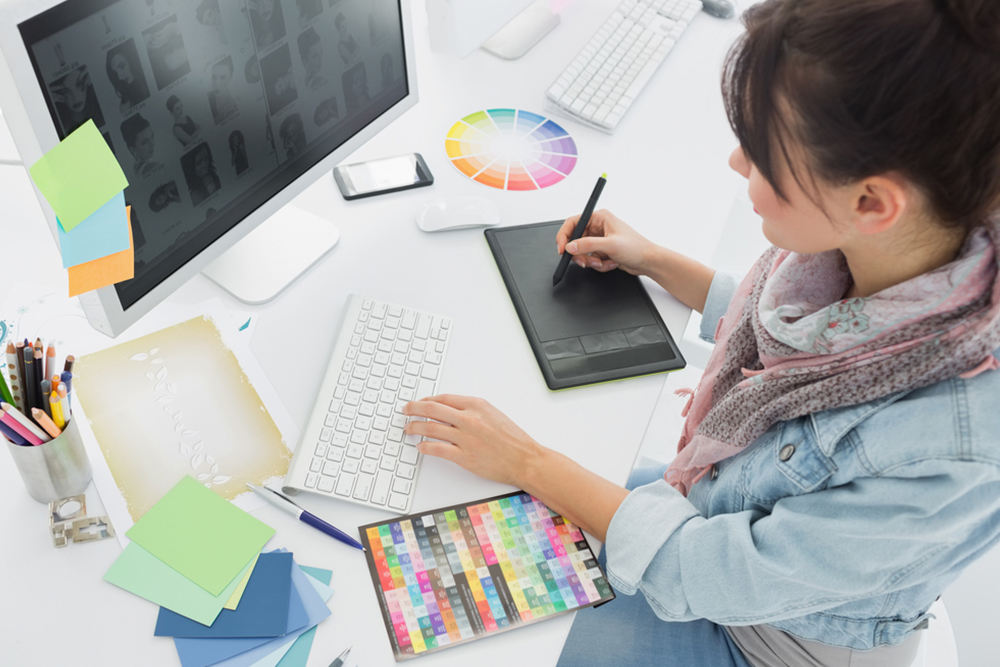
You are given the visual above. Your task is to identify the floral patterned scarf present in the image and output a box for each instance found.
[665,218,1000,495]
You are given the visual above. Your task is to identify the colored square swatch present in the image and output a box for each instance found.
[28,119,129,231]
[155,552,297,638]
[126,475,274,596]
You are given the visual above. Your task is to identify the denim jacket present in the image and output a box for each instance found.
[605,273,1000,650]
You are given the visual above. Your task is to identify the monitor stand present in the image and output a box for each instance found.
[481,1,560,60]
[202,206,339,304]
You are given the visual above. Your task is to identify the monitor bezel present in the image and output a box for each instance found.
[0,0,418,337]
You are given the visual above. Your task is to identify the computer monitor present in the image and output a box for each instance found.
[0,0,417,336]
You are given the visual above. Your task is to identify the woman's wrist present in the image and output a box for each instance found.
[516,442,557,495]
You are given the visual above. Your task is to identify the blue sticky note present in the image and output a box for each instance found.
[155,552,299,638]
[57,191,129,268]
[174,567,332,667]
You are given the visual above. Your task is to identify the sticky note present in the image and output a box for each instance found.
[28,119,128,231]
[126,476,275,596]
[224,553,260,611]
[104,542,254,626]
[155,552,299,638]
[67,206,135,297]
[174,561,331,667]
[58,191,129,267]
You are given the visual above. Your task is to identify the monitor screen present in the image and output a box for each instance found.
[19,0,408,309]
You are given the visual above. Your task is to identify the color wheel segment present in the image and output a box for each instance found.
[446,109,578,191]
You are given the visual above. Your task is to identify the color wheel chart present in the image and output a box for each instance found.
[360,491,614,660]
[445,109,578,191]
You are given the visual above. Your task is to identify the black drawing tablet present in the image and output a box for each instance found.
[485,220,685,389]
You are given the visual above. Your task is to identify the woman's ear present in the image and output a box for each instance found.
[852,174,908,235]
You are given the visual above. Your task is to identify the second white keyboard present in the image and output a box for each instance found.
[283,295,452,514]
[545,0,702,132]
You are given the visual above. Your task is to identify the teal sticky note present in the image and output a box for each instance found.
[57,191,129,267]
[28,119,129,231]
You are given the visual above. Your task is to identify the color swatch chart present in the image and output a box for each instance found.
[360,492,614,660]
[445,109,578,191]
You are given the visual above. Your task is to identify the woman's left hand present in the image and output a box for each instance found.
[402,394,544,487]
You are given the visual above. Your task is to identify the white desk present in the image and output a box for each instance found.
[0,2,748,664]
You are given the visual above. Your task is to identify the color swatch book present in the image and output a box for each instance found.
[445,109,578,191]
[359,491,614,660]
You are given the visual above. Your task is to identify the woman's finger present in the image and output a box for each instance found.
[421,393,479,410]
[417,439,462,463]
[404,419,460,444]
[403,398,464,425]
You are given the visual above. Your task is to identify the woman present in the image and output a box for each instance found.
[402,1,1000,664]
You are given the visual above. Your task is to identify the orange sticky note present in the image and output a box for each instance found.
[67,206,134,297]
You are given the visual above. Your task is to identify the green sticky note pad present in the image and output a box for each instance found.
[28,119,128,231]
[126,476,274,596]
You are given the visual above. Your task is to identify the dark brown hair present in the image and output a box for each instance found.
[723,0,1000,229]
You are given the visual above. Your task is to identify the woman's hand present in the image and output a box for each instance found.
[555,208,656,275]
[402,394,544,488]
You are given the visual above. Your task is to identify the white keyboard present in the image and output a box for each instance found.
[284,295,452,514]
[545,0,702,132]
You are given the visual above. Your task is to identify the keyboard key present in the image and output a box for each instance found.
[400,445,419,464]
[343,458,360,474]
[305,473,318,488]
[347,443,364,459]
[379,456,397,471]
[327,446,344,461]
[361,458,378,475]
[315,444,328,457]
[388,492,408,511]
[323,461,340,477]
[354,474,374,500]
[392,478,412,495]
[309,458,322,472]
[364,444,381,459]
[371,471,392,505]
[318,475,336,493]
[335,474,355,497]
[332,433,348,448]
[397,462,415,479]
[320,428,333,441]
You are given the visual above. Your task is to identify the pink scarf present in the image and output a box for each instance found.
[666,218,1000,495]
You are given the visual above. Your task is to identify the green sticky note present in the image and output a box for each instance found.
[28,119,128,231]
[104,542,254,626]
[126,476,274,596]
[223,553,260,610]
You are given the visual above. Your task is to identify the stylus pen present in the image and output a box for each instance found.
[552,172,608,286]
[246,483,366,552]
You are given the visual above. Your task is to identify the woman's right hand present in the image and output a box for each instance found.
[555,209,656,275]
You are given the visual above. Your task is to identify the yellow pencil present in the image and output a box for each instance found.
[50,392,65,429]
[31,407,62,439]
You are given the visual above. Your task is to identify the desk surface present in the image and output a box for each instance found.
[0,1,748,664]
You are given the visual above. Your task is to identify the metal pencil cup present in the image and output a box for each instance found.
[5,418,92,503]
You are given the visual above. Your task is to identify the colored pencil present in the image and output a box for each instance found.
[0,401,51,442]
[31,408,62,439]
[40,379,52,418]
[50,392,65,430]
[45,344,56,381]
[22,347,38,413]
[0,410,43,446]
[64,355,75,374]
[33,348,44,412]
[5,342,22,412]
[60,371,73,413]
[0,418,28,446]
[15,341,27,413]
[0,362,13,406]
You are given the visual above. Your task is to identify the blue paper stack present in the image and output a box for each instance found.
[158,550,333,667]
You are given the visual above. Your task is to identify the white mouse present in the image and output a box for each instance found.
[416,196,501,232]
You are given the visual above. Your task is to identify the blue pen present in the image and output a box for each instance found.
[246,483,366,552]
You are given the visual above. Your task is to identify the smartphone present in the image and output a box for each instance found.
[333,152,434,200]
